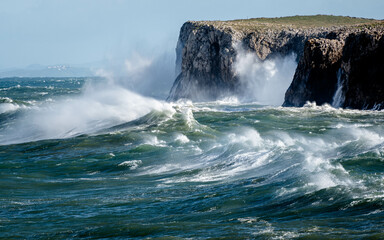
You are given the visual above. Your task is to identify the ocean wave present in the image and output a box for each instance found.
[0,83,174,145]
[2,95,384,238]
[0,97,33,114]
[0,102,21,114]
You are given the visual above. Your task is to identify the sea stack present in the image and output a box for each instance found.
[168,15,384,110]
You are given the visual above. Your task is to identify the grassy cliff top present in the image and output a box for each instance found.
[192,15,384,32]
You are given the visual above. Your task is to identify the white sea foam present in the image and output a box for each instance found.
[174,133,190,144]
[0,80,175,145]
[0,103,20,114]
[0,85,21,91]
[182,108,197,129]
[228,128,264,148]
[151,103,384,196]
[143,136,166,147]
[118,160,142,170]
[0,97,14,103]
[161,128,277,184]
[215,96,240,105]
[303,151,353,190]
[142,164,183,175]
[349,128,384,147]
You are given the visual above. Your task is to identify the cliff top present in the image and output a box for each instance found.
[191,15,384,33]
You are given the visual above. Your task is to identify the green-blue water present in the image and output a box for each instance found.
[1,77,384,239]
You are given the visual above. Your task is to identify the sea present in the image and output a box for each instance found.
[1,77,384,239]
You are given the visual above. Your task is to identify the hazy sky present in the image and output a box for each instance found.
[1,0,383,69]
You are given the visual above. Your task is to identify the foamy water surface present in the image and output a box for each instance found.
[1,77,384,239]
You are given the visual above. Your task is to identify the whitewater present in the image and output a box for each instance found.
[1,73,384,239]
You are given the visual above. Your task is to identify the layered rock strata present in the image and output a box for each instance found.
[168,16,384,109]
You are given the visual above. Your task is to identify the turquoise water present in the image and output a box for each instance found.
[1,78,384,239]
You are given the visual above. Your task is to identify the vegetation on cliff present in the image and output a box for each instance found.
[192,15,384,33]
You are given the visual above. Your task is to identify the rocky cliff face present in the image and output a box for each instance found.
[168,22,241,101]
[283,38,344,107]
[167,21,343,101]
[283,29,384,109]
[338,32,384,110]
[168,16,384,109]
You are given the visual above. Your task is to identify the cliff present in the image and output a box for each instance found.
[340,31,384,109]
[282,38,345,107]
[283,29,384,109]
[167,15,384,109]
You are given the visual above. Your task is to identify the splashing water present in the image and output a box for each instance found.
[332,69,345,108]
[233,45,297,105]
[1,77,384,239]
[0,78,174,145]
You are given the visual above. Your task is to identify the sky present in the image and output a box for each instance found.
[0,0,383,70]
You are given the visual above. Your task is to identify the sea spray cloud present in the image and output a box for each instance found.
[99,51,176,100]
[0,49,177,145]
[124,53,152,77]
[0,81,174,145]
[233,44,297,105]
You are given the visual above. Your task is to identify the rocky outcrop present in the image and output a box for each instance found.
[167,20,347,101]
[283,38,344,107]
[167,16,384,109]
[168,22,241,101]
[339,32,384,110]
[283,30,384,110]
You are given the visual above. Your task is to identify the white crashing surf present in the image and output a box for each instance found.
[0,102,21,114]
[133,102,384,203]
[118,160,142,170]
[0,97,29,114]
[0,80,175,145]
[233,44,297,105]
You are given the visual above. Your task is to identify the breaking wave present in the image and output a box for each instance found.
[233,45,297,105]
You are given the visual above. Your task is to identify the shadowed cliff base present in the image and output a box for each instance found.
[168,15,384,109]
[283,30,384,110]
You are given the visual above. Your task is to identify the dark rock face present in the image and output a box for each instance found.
[283,39,344,107]
[167,22,239,101]
[340,32,384,110]
[242,29,333,62]
[283,31,384,110]
[167,21,347,101]
[168,19,384,110]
